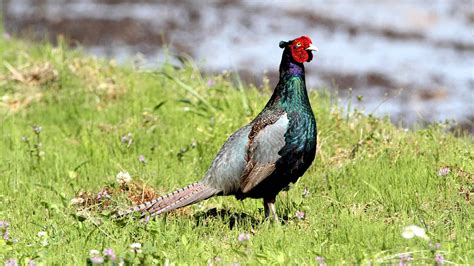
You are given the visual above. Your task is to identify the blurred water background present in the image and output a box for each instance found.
[2,0,473,130]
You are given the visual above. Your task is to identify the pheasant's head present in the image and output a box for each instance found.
[279,36,318,63]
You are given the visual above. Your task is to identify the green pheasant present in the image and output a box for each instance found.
[116,36,318,220]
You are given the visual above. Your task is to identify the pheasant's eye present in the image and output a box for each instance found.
[296,42,302,47]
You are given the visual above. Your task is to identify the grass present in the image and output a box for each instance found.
[0,33,473,265]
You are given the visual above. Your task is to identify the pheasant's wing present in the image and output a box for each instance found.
[240,111,288,193]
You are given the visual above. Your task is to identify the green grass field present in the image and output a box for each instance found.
[0,34,473,265]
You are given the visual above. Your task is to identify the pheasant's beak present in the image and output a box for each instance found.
[306,44,319,52]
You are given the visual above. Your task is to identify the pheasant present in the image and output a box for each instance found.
[116,36,318,220]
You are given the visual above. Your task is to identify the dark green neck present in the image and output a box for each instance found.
[265,48,311,112]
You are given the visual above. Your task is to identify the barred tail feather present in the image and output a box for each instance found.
[114,182,219,219]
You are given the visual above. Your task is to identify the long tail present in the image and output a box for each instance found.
[114,182,220,219]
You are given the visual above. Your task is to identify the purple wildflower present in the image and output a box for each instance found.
[207,79,215,87]
[0,221,9,228]
[138,155,147,164]
[237,232,250,242]
[435,254,444,265]
[103,248,116,262]
[438,167,450,176]
[96,189,110,201]
[121,133,133,146]
[399,254,410,266]
[316,256,326,266]
[28,260,36,266]
[3,229,9,240]
[4,259,17,266]
[295,211,305,220]
[90,255,104,264]
[0,221,9,241]
[144,215,151,224]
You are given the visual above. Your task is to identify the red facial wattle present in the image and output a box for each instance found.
[290,36,315,63]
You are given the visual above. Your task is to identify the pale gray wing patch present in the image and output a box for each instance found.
[240,113,288,193]
[202,125,251,194]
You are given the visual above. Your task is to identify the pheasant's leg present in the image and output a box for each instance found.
[264,199,270,218]
[263,197,278,221]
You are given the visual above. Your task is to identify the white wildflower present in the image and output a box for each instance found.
[402,225,429,240]
[129,242,142,253]
[89,249,100,256]
[68,170,78,179]
[130,242,141,249]
[70,197,85,205]
[37,230,49,246]
[116,171,132,185]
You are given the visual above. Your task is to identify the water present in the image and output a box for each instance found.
[3,0,474,128]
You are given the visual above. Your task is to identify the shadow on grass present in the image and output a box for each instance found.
[193,207,291,229]
[193,208,258,229]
